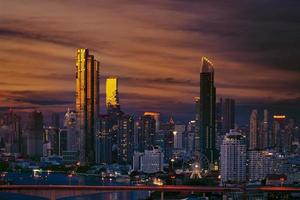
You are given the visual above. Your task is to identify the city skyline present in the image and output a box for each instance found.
[0,1,300,123]
[0,2,299,198]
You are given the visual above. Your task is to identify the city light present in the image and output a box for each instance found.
[0,2,299,199]
[273,115,286,119]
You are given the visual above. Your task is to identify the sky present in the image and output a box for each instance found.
[0,0,299,124]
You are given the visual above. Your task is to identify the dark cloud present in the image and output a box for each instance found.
[0,70,73,81]
[168,0,300,72]
[0,28,78,48]
[0,0,299,123]
[1,90,74,106]
[217,79,300,93]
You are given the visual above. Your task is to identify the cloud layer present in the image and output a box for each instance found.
[0,0,299,122]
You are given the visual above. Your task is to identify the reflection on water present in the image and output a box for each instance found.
[6,171,129,186]
[59,191,150,200]
[0,192,48,200]
[2,172,300,200]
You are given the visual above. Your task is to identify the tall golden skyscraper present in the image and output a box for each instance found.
[106,77,120,112]
[75,48,99,164]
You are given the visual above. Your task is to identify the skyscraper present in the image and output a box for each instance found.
[64,109,79,151]
[143,112,160,131]
[51,113,61,128]
[138,114,156,151]
[222,98,235,134]
[216,98,235,135]
[106,77,120,113]
[95,115,113,164]
[258,109,268,149]
[199,57,217,165]
[23,111,44,158]
[75,48,100,164]
[173,124,185,149]
[248,150,275,181]
[194,97,200,155]
[117,114,134,163]
[221,130,246,185]
[249,109,258,149]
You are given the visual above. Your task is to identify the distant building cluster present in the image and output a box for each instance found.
[0,49,299,186]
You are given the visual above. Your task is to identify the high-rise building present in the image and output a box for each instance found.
[64,109,79,152]
[159,118,175,161]
[51,113,61,128]
[117,114,134,163]
[222,98,235,134]
[173,124,185,149]
[282,119,294,153]
[43,127,67,157]
[138,114,156,151]
[216,98,223,137]
[199,57,217,165]
[139,147,164,173]
[95,115,113,164]
[216,98,235,135]
[220,130,246,185]
[143,112,160,132]
[23,111,44,158]
[75,48,100,164]
[249,109,258,150]
[258,109,269,149]
[43,126,59,156]
[0,110,22,153]
[271,115,291,153]
[248,150,275,181]
[194,97,201,155]
[186,120,196,158]
[106,77,120,113]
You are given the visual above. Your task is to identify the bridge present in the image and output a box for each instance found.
[0,185,299,200]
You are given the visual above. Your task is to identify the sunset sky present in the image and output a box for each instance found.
[0,0,299,123]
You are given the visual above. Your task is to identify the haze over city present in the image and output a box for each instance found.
[0,0,299,123]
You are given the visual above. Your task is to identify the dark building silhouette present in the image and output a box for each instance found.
[199,57,217,166]
[23,111,43,157]
[51,113,61,128]
[95,115,113,164]
[137,114,156,152]
[194,97,201,155]
[216,98,235,135]
[222,98,235,134]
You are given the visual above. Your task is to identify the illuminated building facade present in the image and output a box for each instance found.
[199,57,217,165]
[117,114,134,163]
[248,150,275,181]
[139,147,164,173]
[75,48,100,164]
[95,115,113,164]
[221,130,246,184]
[106,77,120,113]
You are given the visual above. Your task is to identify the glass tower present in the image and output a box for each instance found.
[199,57,217,166]
[75,48,100,164]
